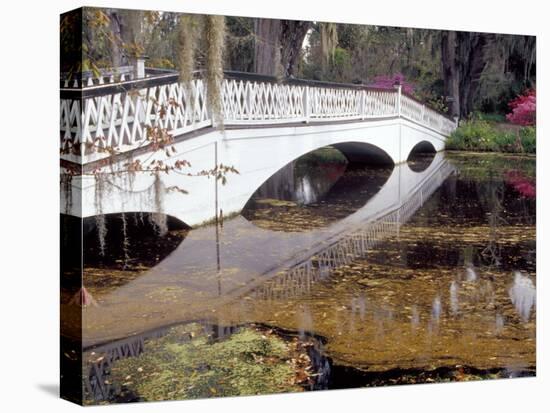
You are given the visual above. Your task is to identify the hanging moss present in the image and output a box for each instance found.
[177,14,197,93]
[94,174,108,256]
[150,172,168,235]
[177,14,226,126]
[205,15,226,127]
[61,173,73,214]
[120,212,130,269]
[320,23,338,72]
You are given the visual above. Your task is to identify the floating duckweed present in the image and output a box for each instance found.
[108,324,309,401]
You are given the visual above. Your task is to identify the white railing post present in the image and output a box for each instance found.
[247,81,254,121]
[303,86,310,123]
[360,90,366,120]
[129,55,147,79]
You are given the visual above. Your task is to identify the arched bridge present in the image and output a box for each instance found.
[60,68,457,227]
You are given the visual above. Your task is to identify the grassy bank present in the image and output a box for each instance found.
[446,117,535,154]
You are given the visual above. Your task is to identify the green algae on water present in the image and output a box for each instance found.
[108,324,309,401]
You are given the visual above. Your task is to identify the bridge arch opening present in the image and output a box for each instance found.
[407,141,437,173]
[241,146,393,232]
[331,141,395,166]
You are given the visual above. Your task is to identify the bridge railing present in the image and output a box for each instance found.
[60,66,175,88]
[400,94,456,136]
[60,69,456,161]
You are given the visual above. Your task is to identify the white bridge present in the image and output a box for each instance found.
[60,68,457,227]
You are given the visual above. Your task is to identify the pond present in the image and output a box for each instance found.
[65,149,536,404]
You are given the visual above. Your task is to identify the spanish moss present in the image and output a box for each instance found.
[205,15,226,127]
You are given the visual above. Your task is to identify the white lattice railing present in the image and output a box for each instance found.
[400,94,456,136]
[60,78,210,155]
[60,70,457,160]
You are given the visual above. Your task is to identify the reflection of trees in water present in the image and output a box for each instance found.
[509,271,536,323]
[243,161,393,231]
[481,183,506,267]
[83,212,188,271]
[81,213,189,295]
[477,168,535,268]
[406,152,436,173]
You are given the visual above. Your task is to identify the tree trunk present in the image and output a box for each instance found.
[254,18,282,76]
[458,32,492,118]
[441,31,460,118]
[441,31,492,119]
[280,21,310,77]
[254,18,310,77]
[108,11,123,67]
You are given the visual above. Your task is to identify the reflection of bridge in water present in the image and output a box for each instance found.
[82,152,455,348]
[252,157,454,301]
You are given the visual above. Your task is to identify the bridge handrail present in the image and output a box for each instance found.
[60,69,457,159]
[60,68,455,121]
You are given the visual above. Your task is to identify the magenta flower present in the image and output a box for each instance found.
[506,89,536,126]
[369,73,415,94]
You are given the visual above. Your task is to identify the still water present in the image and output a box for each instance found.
[73,149,536,403]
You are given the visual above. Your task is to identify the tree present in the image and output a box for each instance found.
[253,18,311,77]
[441,31,460,117]
[225,17,255,72]
[253,18,282,75]
[440,31,493,118]
[280,20,311,76]
[458,32,494,118]
[441,31,535,118]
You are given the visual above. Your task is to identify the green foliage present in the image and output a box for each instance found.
[447,120,497,151]
[425,95,448,113]
[147,58,175,69]
[225,17,255,72]
[475,112,506,123]
[298,147,348,166]
[446,119,536,154]
[329,48,353,80]
[108,324,301,401]
[520,126,536,153]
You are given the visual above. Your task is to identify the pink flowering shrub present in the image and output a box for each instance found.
[506,89,536,126]
[369,73,415,94]
[504,170,536,199]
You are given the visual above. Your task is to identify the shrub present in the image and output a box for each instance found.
[447,119,498,151]
[370,73,415,94]
[506,89,536,126]
[520,126,536,154]
[447,119,535,154]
